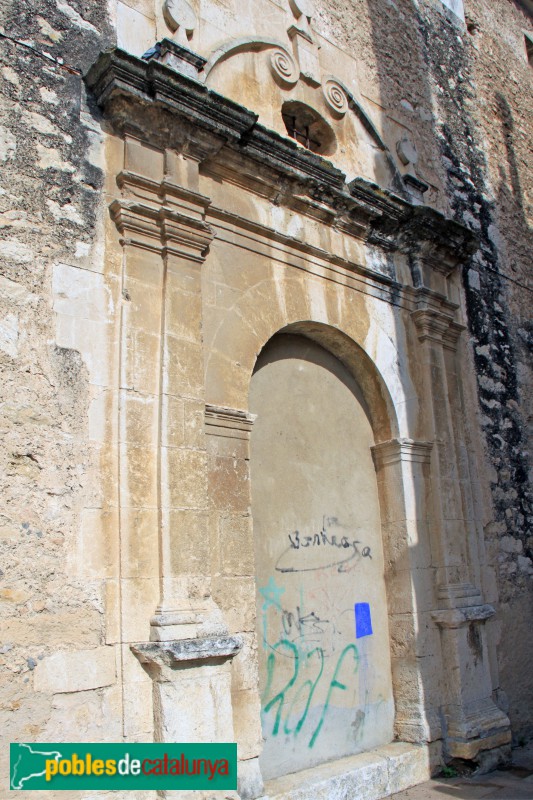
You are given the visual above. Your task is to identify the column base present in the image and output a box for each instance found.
[150,597,229,641]
[444,698,512,760]
[432,583,511,763]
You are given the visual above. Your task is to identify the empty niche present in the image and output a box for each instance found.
[249,334,394,780]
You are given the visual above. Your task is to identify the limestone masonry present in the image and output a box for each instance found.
[0,0,531,797]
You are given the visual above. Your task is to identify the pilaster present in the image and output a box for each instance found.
[204,404,264,800]
[371,438,442,743]
[410,295,511,761]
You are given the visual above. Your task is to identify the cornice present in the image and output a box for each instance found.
[86,48,476,274]
[131,636,243,668]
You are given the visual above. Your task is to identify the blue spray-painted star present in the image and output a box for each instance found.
[259,576,285,610]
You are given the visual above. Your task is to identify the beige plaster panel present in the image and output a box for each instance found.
[249,335,394,780]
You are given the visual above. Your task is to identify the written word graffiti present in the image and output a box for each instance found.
[259,517,374,748]
[262,639,360,748]
[275,516,372,574]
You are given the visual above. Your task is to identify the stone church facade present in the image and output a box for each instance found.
[1,0,532,797]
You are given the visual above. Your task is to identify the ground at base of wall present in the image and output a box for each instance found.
[391,742,533,799]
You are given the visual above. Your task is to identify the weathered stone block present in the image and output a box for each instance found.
[232,688,263,759]
[166,288,202,342]
[119,443,158,508]
[34,647,116,694]
[212,577,256,633]
[163,336,204,399]
[161,394,185,448]
[121,506,159,579]
[220,515,255,576]
[76,507,119,579]
[165,447,208,508]
[208,456,251,515]
[168,509,210,573]
[124,135,163,181]
[2,610,102,648]
[120,390,158,447]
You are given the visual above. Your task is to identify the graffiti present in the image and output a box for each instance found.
[261,639,360,748]
[258,518,375,749]
[275,518,372,574]
[260,579,341,656]
[282,606,330,640]
[259,576,285,611]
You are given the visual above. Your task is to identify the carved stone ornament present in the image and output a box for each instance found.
[322,78,349,117]
[289,0,315,19]
[86,48,477,263]
[270,47,299,87]
[397,136,419,166]
[163,0,197,34]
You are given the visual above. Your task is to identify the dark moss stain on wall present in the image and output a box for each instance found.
[415,5,532,583]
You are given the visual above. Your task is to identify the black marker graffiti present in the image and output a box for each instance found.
[275,519,372,574]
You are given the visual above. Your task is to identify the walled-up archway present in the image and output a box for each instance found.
[249,331,397,779]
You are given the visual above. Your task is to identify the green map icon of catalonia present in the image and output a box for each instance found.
[10,743,63,790]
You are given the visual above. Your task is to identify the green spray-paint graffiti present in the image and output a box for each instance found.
[258,534,373,750]
[261,638,360,748]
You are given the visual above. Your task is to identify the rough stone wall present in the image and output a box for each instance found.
[0,0,117,783]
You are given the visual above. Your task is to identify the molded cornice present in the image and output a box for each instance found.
[86,48,477,273]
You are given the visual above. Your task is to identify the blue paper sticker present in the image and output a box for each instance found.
[355,603,373,638]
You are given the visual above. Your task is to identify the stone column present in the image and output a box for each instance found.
[372,438,441,744]
[133,637,242,800]
[411,302,511,761]
[432,587,510,762]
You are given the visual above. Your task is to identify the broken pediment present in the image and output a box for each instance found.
[200,35,402,190]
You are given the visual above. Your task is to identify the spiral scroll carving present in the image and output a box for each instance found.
[322,79,349,117]
[270,48,299,87]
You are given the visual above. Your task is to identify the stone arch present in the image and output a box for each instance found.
[205,280,427,765]
[204,276,400,444]
[243,321,429,778]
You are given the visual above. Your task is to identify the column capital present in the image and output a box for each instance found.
[110,197,215,261]
[371,438,433,469]
[411,294,466,351]
[205,404,256,440]
[432,582,495,628]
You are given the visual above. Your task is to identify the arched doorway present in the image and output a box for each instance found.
[249,333,395,780]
